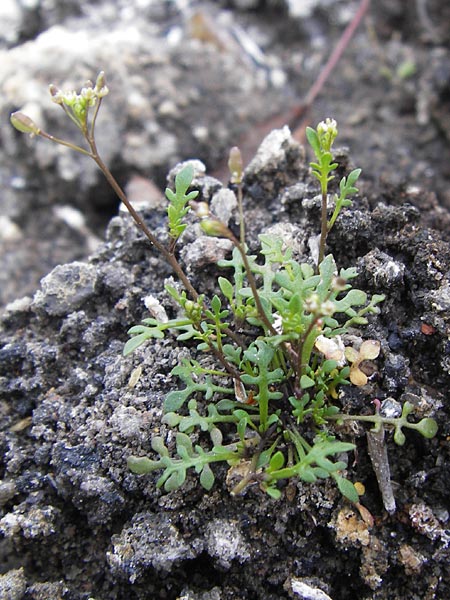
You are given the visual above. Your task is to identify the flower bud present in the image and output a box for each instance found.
[317,118,338,152]
[332,276,347,292]
[81,86,96,106]
[94,71,109,97]
[304,293,320,313]
[49,84,64,105]
[321,300,335,316]
[200,218,233,239]
[10,111,41,136]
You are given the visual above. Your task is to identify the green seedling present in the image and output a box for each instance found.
[306,118,361,268]
[11,74,438,509]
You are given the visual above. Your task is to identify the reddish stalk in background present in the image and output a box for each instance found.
[213,0,371,179]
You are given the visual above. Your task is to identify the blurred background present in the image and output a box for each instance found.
[0,0,449,306]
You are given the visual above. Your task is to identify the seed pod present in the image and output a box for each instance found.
[228,146,243,184]
[10,111,41,136]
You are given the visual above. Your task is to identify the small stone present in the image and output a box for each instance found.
[0,568,26,600]
[107,513,196,581]
[290,578,333,600]
[205,519,250,568]
[32,262,98,317]
[0,481,17,506]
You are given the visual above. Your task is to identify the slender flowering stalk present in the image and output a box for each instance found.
[306,118,361,269]
[10,72,199,302]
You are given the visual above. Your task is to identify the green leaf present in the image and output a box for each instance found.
[210,427,223,446]
[333,474,360,504]
[165,468,186,491]
[211,295,221,314]
[165,390,191,412]
[322,359,338,373]
[237,417,247,441]
[300,374,315,389]
[123,334,148,356]
[306,126,321,157]
[315,456,340,472]
[216,399,239,411]
[200,464,215,491]
[299,467,317,483]
[312,467,330,479]
[269,451,285,471]
[265,486,282,500]
[162,412,182,427]
[223,344,242,365]
[175,164,194,194]
[414,418,438,439]
[166,164,199,241]
[393,427,406,446]
[176,433,193,456]
[346,168,361,187]
[317,254,336,296]
[334,289,367,311]
[151,436,169,456]
[218,277,234,302]
[127,456,158,474]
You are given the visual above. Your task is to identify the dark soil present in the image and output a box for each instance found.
[1,1,450,599]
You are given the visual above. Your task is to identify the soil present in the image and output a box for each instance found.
[0,1,449,600]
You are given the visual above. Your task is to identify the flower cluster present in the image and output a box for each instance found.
[48,71,109,127]
[316,117,338,152]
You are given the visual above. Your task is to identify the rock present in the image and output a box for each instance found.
[244,126,305,198]
[32,262,98,317]
[205,519,250,568]
[0,568,26,600]
[108,513,198,581]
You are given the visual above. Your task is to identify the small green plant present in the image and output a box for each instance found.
[11,73,438,506]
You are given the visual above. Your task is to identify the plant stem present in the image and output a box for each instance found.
[236,182,246,244]
[39,130,92,156]
[230,237,276,336]
[296,315,322,380]
[86,137,200,302]
[230,450,260,496]
[318,187,328,268]
[204,334,242,381]
[231,426,277,495]
[84,132,247,381]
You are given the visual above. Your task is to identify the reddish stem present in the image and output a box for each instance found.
[212,0,371,178]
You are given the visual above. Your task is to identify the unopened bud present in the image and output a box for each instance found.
[49,84,64,105]
[94,71,109,97]
[228,146,243,184]
[200,218,233,239]
[10,111,41,136]
[317,118,338,152]
[321,300,335,316]
[332,276,347,292]
[304,293,320,313]
[81,86,96,105]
